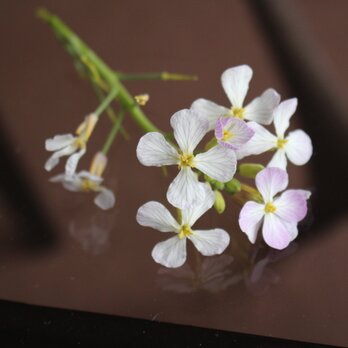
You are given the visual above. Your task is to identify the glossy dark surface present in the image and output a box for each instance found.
[0,0,347,346]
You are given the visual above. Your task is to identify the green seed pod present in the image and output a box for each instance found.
[214,190,226,214]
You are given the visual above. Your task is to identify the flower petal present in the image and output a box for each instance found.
[284,222,299,242]
[182,183,215,226]
[45,134,75,151]
[136,132,179,167]
[239,201,265,243]
[287,189,311,200]
[273,98,298,138]
[285,129,313,166]
[94,187,116,210]
[167,167,205,209]
[262,214,291,250]
[244,88,280,124]
[44,144,77,171]
[267,149,287,170]
[77,170,103,185]
[152,236,187,268]
[191,99,230,131]
[274,190,308,223]
[50,174,82,192]
[194,145,236,182]
[236,122,276,159]
[221,65,253,108]
[65,147,86,178]
[136,201,179,232]
[189,228,230,256]
[256,167,288,202]
[170,109,209,154]
[215,117,255,150]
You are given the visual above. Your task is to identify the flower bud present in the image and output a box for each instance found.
[204,174,224,190]
[89,152,107,177]
[224,178,241,194]
[214,190,226,214]
[239,163,264,179]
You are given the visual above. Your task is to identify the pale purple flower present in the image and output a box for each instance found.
[136,109,236,209]
[215,116,255,150]
[191,65,280,130]
[237,98,313,170]
[238,167,310,250]
[136,184,230,268]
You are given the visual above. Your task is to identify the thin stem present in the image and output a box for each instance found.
[101,110,125,155]
[117,71,198,81]
[94,88,118,117]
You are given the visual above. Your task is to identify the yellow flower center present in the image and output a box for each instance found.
[264,202,277,214]
[80,179,98,192]
[222,129,233,141]
[277,138,288,149]
[178,224,193,239]
[179,153,195,168]
[231,106,245,119]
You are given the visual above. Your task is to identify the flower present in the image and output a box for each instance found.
[136,184,230,268]
[136,109,237,209]
[50,152,115,210]
[191,65,280,130]
[45,113,98,177]
[238,167,310,250]
[215,116,255,150]
[236,98,313,170]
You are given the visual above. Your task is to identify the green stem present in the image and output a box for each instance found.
[37,8,161,133]
[117,71,197,81]
[101,110,125,155]
[94,88,118,117]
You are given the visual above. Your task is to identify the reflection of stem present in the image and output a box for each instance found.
[101,110,125,155]
[94,88,118,117]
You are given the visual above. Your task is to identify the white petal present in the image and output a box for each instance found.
[273,98,298,137]
[287,189,311,200]
[194,145,236,182]
[152,236,187,268]
[45,134,75,151]
[255,167,288,202]
[94,187,116,210]
[136,132,179,167]
[236,122,276,159]
[267,149,287,170]
[239,201,265,243]
[167,167,205,209]
[65,148,86,178]
[77,170,103,185]
[189,228,230,256]
[170,109,209,154]
[191,99,230,131]
[49,173,68,183]
[262,214,291,250]
[50,174,82,191]
[136,201,179,232]
[284,222,298,242]
[274,190,307,223]
[244,88,280,124]
[182,183,215,226]
[44,144,77,171]
[221,65,253,107]
[285,129,313,166]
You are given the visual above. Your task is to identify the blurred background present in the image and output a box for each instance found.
[0,0,348,346]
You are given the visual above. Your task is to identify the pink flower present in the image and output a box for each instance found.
[238,167,310,250]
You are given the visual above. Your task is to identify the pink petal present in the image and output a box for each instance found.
[255,167,288,202]
[262,214,291,250]
[239,201,265,243]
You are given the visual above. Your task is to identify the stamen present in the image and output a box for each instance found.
[222,129,233,141]
[264,202,277,213]
[179,153,194,168]
[231,107,245,119]
[277,138,288,149]
[80,179,98,192]
[178,224,193,239]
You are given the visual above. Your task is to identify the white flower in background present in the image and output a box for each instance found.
[136,109,237,209]
[50,152,115,210]
[215,116,255,150]
[136,184,230,268]
[239,167,310,250]
[191,65,280,130]
[237,98,313,170]
[45,113,98,177]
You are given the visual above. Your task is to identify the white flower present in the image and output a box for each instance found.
[136,184,230,268]
[191,65,280,130]
[237,98,313,170]
[45,113,98,177]
[136,109,237,209]
[238,167,311,250]
[50,152,115,210]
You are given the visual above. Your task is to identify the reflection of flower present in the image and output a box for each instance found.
[239,167,310,249]
[136,109,236,209]
[69,211,115,255]
[50,152,115,210]
[45,113,98,177]
[192,65,280,130]
[157,255,240,294]
[136,184,230,268]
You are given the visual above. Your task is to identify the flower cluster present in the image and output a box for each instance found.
[137,65,313,268]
